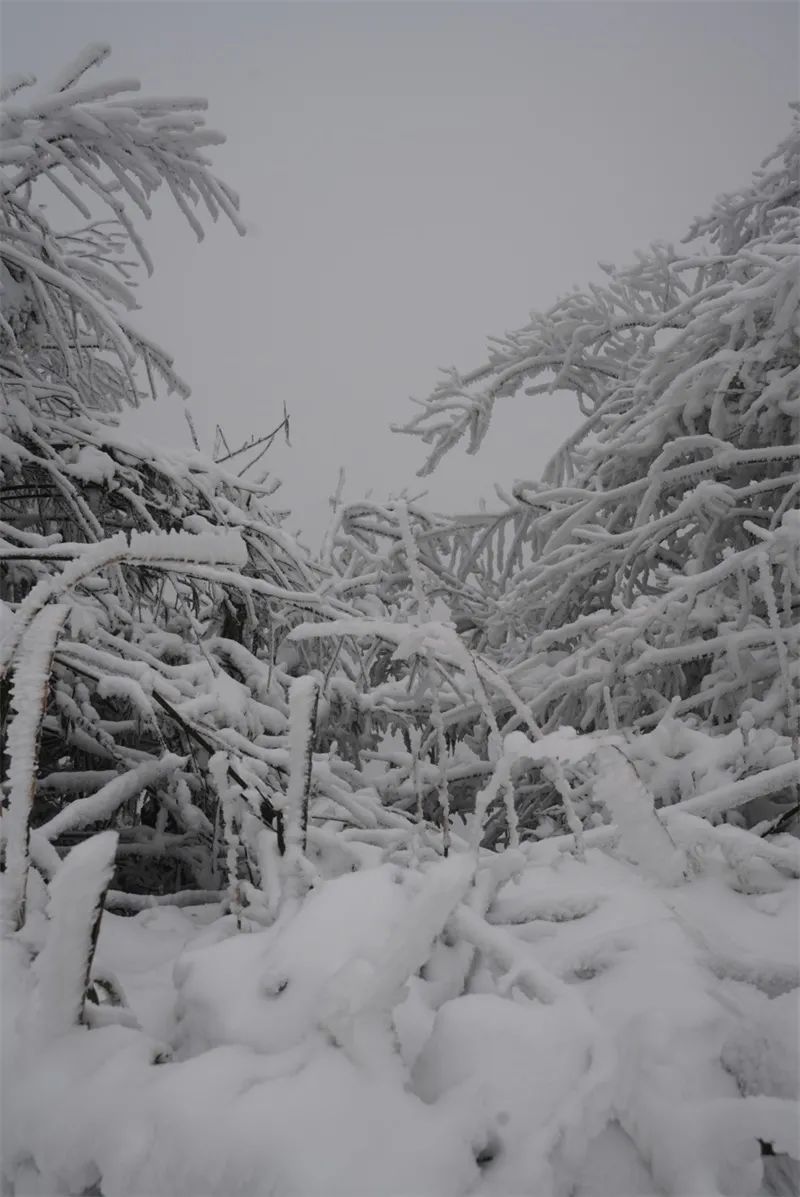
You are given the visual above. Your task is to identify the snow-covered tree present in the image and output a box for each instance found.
[0,47,400,924]
[370,107,800,835]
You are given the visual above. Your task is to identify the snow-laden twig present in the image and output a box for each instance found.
[37,753,186,841]
[0,529,248,674]
[33,830,118,1037]
[283,676,320,900]
[208,751,245,921]
[1,604,68,933]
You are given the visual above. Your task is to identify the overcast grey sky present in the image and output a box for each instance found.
[4,1,798,543]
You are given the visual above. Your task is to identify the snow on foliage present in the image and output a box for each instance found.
[1,45,399,915]
[1,41,243,412]
[1,45,798,1197]
[385,108,800,749]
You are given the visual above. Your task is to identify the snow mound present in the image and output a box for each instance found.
[2,849,798,1197]
[173,863,418,1056]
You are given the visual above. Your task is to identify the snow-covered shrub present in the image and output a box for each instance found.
[332,107,800,841]
[394,107,799,738]
[295,102,800,835]
[0,48,406,915]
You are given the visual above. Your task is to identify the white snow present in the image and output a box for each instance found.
[3,841,797,1196]
[32,830,118,1038]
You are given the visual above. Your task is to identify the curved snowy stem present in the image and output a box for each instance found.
[33,830,118,1036]
[1,604,68,934]
[36,752,187,841]
[0,529,249,676]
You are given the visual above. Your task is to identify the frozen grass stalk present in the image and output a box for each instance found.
[209,752,245,924]
[398,501,452,855]
[284,675,320,898]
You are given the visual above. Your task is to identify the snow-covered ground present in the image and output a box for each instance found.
[3,829,798,1197]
